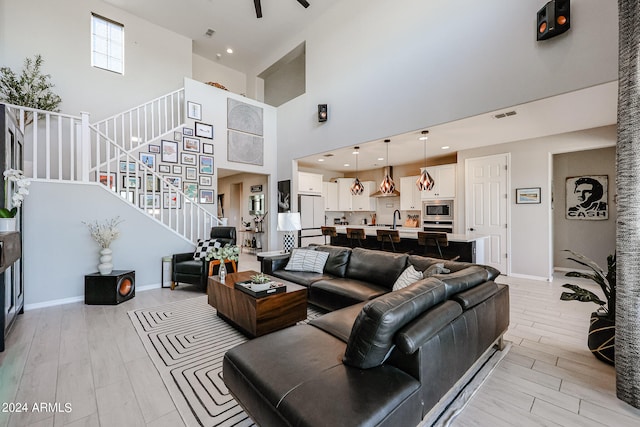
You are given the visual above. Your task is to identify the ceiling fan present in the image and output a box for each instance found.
[254,0,310,18]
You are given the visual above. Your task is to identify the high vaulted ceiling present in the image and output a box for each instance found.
[103,0,341,73]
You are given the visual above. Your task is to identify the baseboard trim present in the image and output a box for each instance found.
[24,283,162,311]
[508,272,552,282]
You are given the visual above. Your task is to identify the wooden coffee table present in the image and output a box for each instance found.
[207,270,307,338]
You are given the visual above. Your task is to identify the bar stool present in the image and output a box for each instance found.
[321,226,337,244]
[376,229,400,252]
[346,228,365,248]
[417,231,460,260]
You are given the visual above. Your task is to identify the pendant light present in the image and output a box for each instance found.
[379,139,395,194]
[416,130,435,191]
[350,146,364,195]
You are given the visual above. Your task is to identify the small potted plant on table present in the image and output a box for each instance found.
[249,272,273,292]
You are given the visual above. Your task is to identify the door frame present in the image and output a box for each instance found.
[464,153,511,275]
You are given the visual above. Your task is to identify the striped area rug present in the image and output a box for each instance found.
[128,295,325,427]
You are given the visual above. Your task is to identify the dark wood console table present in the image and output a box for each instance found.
[0,231,23,352]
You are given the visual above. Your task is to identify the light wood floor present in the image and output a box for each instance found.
[1,254,640,427]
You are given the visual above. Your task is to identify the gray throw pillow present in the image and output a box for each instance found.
[424,263,450,276]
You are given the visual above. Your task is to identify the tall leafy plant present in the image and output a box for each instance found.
[0,54,62,124]
[560,250,616,320]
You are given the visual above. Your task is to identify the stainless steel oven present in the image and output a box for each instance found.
[422,200,453,222]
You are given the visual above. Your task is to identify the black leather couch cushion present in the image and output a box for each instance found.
[433,265,493,298]
[310,302,366,342]
[314,245,352,277]
[309,278,388,311]
[346,248,408,289]
[175,259,203,275]
[271,269,330,287]
[452,281,499,310]
[210,226,236,245]
[395,300,463,354]
[343,277,447,369]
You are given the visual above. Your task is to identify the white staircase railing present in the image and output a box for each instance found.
[3,100,221,242]
[93,88,184,152]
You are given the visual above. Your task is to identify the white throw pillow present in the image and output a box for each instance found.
[193,239,220,260]
[284,249,329,274]
[392,265,424,291]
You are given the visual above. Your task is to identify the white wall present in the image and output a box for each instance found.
[457,126,616,279]
[182,78,279,250]
[23,181,194,308]
[192,54,247,96]
[0,0,192,121]
[245,0,618,175]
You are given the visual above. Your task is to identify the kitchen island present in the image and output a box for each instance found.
[330,225,489,263]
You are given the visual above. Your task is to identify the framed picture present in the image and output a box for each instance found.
[119,161,136,173]
[123,176,140,189]
[183,127,194,136]
[161,140,178,163]
[203,143,214,155]
[516,187,541,204]
[186,167,197,180]
[140,193,161,209]
[183,137,200,152]
[195,122,213,139]
[200,189,215,204]
[158,164,170,173]
[278,180,291,213]
[98,172,116,192]
[172,165,182,174]
[566,175,608,220]
[163,175,182,189]
[139,153,156,171]
[199,155,214,174]
[149,144,160,154]
[120,190,134,203]
[183,182,198,200]
[181,152,197,165]
[187,101,202,120]
[145,175,161,192]
[200,176,212,186]
[173,131,182,142]
[163,192,181,209]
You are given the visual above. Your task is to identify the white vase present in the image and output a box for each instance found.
[98,247,114,275]
[0,218,16,232]
[219,261,227,283]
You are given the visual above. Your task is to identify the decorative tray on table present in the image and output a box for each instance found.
[234,280,287,298]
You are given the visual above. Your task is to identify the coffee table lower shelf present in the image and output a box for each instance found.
[207,270,307,338]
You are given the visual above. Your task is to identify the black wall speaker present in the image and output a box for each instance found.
[537,0,570,41]
[85,270,135,305]
[318,104,328,122]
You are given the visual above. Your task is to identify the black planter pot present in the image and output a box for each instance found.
[588,312,615,365]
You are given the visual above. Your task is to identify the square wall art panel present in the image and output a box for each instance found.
[227,98,263,136]
[228,130,264,166]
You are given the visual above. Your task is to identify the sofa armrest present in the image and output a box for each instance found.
[173,252,195,263]
[394,300,463,354]
[261,254,291,274]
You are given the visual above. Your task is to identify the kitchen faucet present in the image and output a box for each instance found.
[392,209,401,229]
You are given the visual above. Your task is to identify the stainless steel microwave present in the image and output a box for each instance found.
[423,200,453,221]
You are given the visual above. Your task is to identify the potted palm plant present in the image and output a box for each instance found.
[560,250,615,365]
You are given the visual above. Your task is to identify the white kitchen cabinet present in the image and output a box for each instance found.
[421,164,456,199]
[351,181,376,211]
[298,171,323,195]
[322,181,339,211]
[399,175,422,210]
[337,178,353,211]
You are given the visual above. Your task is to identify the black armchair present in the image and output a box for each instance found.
[171,226,238,290]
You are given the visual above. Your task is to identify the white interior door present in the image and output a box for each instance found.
[465,154,509,274]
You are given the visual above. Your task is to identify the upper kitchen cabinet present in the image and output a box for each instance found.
[351,181,376,211]
[336,178,353,211]
[322,181,339,211]
[298,171,323,195]
[399,176,422,210]
[421,164,456,199]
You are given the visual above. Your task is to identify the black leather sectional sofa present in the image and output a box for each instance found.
[223,245,509,426]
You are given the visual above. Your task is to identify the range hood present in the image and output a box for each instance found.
[371,167,401,198]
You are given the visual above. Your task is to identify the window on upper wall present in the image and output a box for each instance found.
[91,13,124,74]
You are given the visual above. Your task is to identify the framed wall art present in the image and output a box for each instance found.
[566,175,608,220]
[186,167,197,180]
[203,143,214,155]
[187,101,202,120]
[139,153,156,171]
[200,189,215,204]
[98,172,116,192]
[183,137,200,152]
[148,144,160,154]
[172,165,182,174]
[183,127,194,136]
[158,164,170,173]
[227,98,263,136]
[181,152,197,165]
[195,122,213,139]
[199,176,212,186]
[173,131,182,142]
[119,161,136,173]
[123,176,140,189]
[199,155,214,174]
[163,192,181,209]
[163,175,182,190]
[183,182,198,200]
[140,194,161,209]
[145,175,160,192]
[161,140,178,163]
[515,187,541,204]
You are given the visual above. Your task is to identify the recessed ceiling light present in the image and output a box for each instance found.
[226,48,233,54]
[216,53,222,59]
[344,163,350,167]
[377,157,384,161]
[441,146,450,150]
[352,150,359,155]
[418,136,428,141]
[317,158,325,162]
